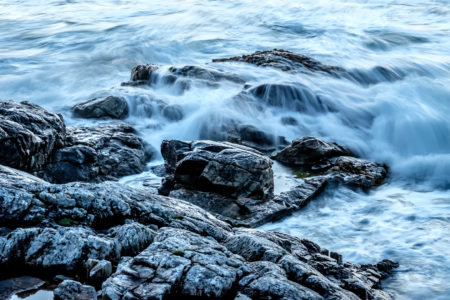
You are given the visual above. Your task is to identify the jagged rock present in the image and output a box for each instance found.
[44,123,151,183]
[0,165,397,299]
[213,49,344,75]
[107,222,156,256]
[72,96,129,120]
[130,64,159,82]
[161,140,274,200]
[329,156,388,188]
[102,227,244,299]
[0,100,66,175]
[274,136,351,168]
[54,280,97,300]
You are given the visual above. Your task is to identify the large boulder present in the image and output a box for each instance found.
[0,100,66,175]
[44,123,152,183]
[161,140,274,200]
[72,96,129,119]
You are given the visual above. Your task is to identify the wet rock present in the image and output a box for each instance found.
[161,104,184,121]
[102,227,244,300]
[130,64,159,82]
[0,100,66,175]
[274,136,351,168]
[329,156,388,188]
[107,222,156,256]
[54,280,97,300]
[72,96,129,120]
[44,123,151,183]
[168,65,245,84]
[213,49,344,75]
[161,140,274,200]
[281,116,298,126]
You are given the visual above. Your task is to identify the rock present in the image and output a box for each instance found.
[72,96,129,120]
[102,227,244,300]
[328,156,388,188]
[54,280,97,300]
[161,140,274,200]
[161,104,184,121]
[44,123,151,183]
[168,65,245,84]
[274,136,351,168]
[281,116,298,126]
[130,64,159,82]
[87,259,113,286]
[0,164,397,299]
[0,100,66,175]
[213,49,344,75]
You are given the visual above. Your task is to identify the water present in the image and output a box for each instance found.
[0,0,449,299]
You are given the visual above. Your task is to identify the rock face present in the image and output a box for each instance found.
[161,140,274,200]
[44,123,151,183]
[54,280,97,300]
[0,164,397,299]
[213,49,344,75]
[72,96,129,119]
[0,100,66,175]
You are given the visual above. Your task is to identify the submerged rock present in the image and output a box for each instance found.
[54,280,97,300]
[168,65,245,84]
[0,100,66,175]
[130,64,159,82]
[213,49,344,75]
[44,123,151,183]
[72,96,129,120]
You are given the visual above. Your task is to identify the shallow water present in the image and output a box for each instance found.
[1,0,449,299]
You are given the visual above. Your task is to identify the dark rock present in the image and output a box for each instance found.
[274,136,351,168]
[44,123,151,183]
[0,100,66,175]
[161,140,274,200]
[54,280,97,300]
[72,96,129,120]
[130,64,159,82]
[281,116,298,126]
[87,259,113,286]
[161,104,184,121]
[168,65,245,84]
[213,49,344,75]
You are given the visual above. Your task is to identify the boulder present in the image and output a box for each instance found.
[54,280,97,300]
[213,49,344,75]
[130,64,159,82]
[87,259,113,286]
[44,123,151,183]
[0,100,66,175]
[72,96,128,119]
[274,136,351,168]
[161,140,274,200]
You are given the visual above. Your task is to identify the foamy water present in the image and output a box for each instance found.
[1,0,449,299]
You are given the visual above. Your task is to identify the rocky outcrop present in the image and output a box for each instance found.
[161,140,274,200]
[0,100,66,175]
[44,123,152,183]
[72,96,129,120]
[213,49,344,75]
[0,164,397,299]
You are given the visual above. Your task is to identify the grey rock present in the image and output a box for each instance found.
[54,280,97,300]
[0,100,66,175]
[72,96,129,120]
[44,123,151,183]
[161,140,274,200]
[161,104,184,121]
[0,276,46,300]
[107,222,156,256]
[168,65,245,84]
[213,49,344,75]
[274,136,351,167]
[87,259,113,285]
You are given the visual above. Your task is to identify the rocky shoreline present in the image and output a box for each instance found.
[1,50,398,299]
